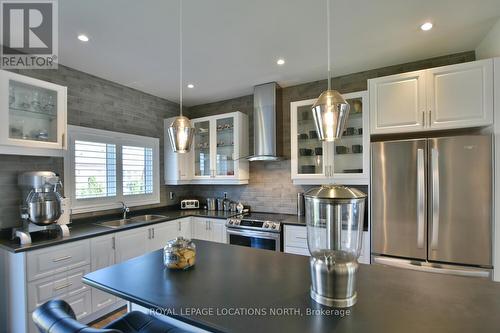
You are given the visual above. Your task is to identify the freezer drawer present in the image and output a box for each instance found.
[371,139,427,260]
[428,135,492,267]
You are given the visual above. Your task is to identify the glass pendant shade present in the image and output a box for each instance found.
[312,90,350,141]
[168,116,195,153]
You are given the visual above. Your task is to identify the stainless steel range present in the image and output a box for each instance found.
[226,213,283,252]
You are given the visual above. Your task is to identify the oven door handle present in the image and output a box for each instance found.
[226,228,280,240]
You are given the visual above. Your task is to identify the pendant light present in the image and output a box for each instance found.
[168,0,195,153]
[311,0,350,142]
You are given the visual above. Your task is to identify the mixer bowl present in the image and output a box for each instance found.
[26,192,62,226]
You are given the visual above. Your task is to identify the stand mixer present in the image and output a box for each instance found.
[13,171,71,245]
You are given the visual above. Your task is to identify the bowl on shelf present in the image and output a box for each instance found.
[345,127,355,136]
[343,168,363,173]
[299,148,313,156]
[336,146,350,154]
[301,165,316,173]
[352,145,363,153]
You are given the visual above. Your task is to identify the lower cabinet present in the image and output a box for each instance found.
[177,217,192,239]
[283,225,370,264]
[191,217,227,243]
[147,222,179,251]
[90,235,116,312]
[115,227,149,263]
[27,290,92,333]
[2,216,230,333]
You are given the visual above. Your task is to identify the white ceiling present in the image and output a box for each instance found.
[59,0,500,107]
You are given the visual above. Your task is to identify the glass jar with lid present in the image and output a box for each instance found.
[304,185,366,307]
[163,237,196,270]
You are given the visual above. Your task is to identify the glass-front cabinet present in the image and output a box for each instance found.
[193,120,211,177]
[215,117,235,176]
[190,111,249,184]
[291,91,369,185]
[0,70,67,155]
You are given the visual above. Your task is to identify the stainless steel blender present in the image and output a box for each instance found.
[304,185,366,308]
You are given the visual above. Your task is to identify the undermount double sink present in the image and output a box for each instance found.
[96,214,169,229]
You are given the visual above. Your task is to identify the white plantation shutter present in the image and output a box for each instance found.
[67,126,160,213]
[74,140,116,199]
[122,146,154,195]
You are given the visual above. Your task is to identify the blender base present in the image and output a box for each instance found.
[310,287,357,308]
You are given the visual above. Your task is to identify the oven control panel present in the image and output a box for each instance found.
[226,218,281,232]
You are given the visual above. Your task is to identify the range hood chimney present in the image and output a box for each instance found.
[247,82,283,161]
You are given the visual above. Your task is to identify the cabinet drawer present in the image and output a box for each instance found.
[284,225,308,249]
[92,288,116,312]
[284,246,310,256]
[27,265,90,312]
[62,289,92,320]
[27,239,91,281]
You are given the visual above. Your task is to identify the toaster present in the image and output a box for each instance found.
[181,199,199,210]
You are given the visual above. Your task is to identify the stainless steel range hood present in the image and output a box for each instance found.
[247,82,283,161]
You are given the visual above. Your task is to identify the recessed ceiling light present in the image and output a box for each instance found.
[187,84,194,89]
[276,58,285,65]
[78,34,89,42]
[420,22,433,31]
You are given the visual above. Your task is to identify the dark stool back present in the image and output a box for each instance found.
[33,299,188,333]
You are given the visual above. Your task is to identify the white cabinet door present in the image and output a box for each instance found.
[290,98,329,182]
[191,217,210,241]
[369,70,426,134]
[0,69,67,155]
[331,91,370,184]
[148,222,178,251]
[90,235,116,312]
[427,59,493,130]
[178,217,192,239]
[209,219,226,243]
[115,227,148,263]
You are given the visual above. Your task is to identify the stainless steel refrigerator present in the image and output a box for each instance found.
[371,135,492,278]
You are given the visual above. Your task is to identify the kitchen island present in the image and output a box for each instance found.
[83,240,500,333]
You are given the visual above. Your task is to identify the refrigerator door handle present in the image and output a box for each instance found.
[417,148,425,249]
[430,148,440,250]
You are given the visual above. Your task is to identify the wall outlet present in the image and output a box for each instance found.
[169,192,175,200]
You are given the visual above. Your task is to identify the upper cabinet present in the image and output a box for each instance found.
[165,111,249,185]
[291,91,369,185]
[0,70,67,156]
[369,59,493,135]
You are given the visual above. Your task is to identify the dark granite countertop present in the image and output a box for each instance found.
[0,208,238,253]
[83,240,500,333]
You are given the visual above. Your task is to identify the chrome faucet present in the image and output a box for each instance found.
[120,201,130,220]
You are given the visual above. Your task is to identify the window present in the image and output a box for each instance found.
[74,140,116,199]
[66,126,160,213]
[122,145,153,196]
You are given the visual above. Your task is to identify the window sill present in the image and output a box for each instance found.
[71,199,160,215]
